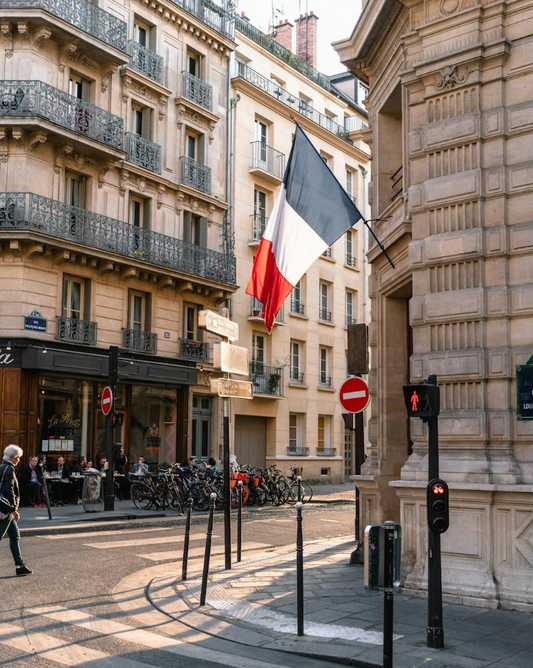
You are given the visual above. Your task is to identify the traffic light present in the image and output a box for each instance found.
[403,384,440,418]
[427,479,449,534]
[111,412,124,427]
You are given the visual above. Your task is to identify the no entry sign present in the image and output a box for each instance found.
[101,385,114,416]
[339,377,370,414]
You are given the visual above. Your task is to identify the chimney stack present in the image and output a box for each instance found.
[239,10,250,22]
[273,18,293,52]
[294,11,319,69]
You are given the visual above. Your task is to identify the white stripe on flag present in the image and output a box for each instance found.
[343,390,366,400]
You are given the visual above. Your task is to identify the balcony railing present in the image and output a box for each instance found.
[251,298,284,323]
[316,448,337,457]
[391,165,403,202]
[290,301,305,315]
[250,362,283,397]
[181,156,211,194]
[287,446,309,457]
[1,0,128,52]
[129,41,164,84]
[0,193,237,285]
[236,15,331,93]
[172,0,235,40]
[319,374,332,387]
[290,371,304,383]
[251,141,285,180]
[251,213,267,242]
[0,80,124,151]
[344,115,368,133]
[126,133,162,174]
[234,61,352,144]
[345,315,356,327]
[179,338,210,362]
[319,307,332,322]
[55,316,97,345]
[183,71,213,111]
[122,328,158,354]
[322,247,332,258]
[345,253,356,267]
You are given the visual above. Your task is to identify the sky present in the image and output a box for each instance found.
[235,0,363,75]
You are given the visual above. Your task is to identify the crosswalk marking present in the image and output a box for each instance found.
[42,527,175,540]
[249,518,293,524]
[84,533,212,549]
[25,605,283,668]
[139,541,270,561]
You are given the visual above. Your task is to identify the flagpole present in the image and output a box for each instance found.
[362,218,396,270]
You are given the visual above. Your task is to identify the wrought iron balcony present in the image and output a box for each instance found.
[122,328,158,354]
[234,61,352,144]
[250,362,283,397]
[0,193,237,285]
[250,213,267,242]
[290,301,305,315]
[287,446,309,457]
[290,371,304,383]
[319,308,332,322]
[129,41,164,84]
[173,0,235,40]
[344,115,368,133]
[319,374,332,387]
[179,338,210,362]
[391,165,403,202]
[1,0,128,52]
[0,81,124,151]
[345,315,356,327]
[322,247,332,258]
[250,141,285,180]
[126,133,161,174]
[345,253,356,267]
[316,448,337,457]
[251,298,284,323]
[183,72,213,111]
[181,156,211,194]
[55,316,97,345]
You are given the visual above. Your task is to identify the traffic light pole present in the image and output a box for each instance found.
[223,395,231,571]
[426,375,444,649]
[105,345,119,512]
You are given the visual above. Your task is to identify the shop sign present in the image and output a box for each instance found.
[0,351,18,366]
[24,310,47,332]
[517,361,533,420]
[147,423,161,450]
[47,412,81,430]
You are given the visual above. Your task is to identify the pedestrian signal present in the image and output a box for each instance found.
[427,479,449,534]
[403,384,440,418]
[111,412,124,427]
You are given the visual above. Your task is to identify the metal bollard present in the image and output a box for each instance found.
[40,464,52,520]
[237,480,242,563]
[182,498,193,581]
[199,492,217,606]
[297,475,302,503]
[296,500,304,636]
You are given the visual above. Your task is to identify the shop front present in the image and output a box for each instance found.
[0,339,197,469]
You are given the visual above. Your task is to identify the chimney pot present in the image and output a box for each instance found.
[273,18,294,52]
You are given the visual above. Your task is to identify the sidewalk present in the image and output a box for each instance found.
[145,535,533,668]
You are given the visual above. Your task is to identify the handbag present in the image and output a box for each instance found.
[0,465,16,515]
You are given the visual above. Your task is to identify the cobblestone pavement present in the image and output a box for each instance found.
[143,536,533,668]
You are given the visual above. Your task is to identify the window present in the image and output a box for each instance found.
[319,282,330,321]
[132,104,152,140]
[184,303,201,341]
[187,50,201,78]
[62,275,88,320]
[255,119,268,145]
[65,171,86,209]
[317,416,331,450]
[319,347,329,385]
[134,19,151,47]
[291,280,304,315]
[290,341,302,381]
[185,130,205,165]
[182,211,207,247]
[298,93,313,118]
[68,73,90,101]
[254,119,268,169]
[345,290,355,326]
[346,169,353,198]
[128,290,150,332]
[346,230,356,267]
[289,413,303,450]
[252,332,265,373]
[324,109,337,131]
[129,195,150,230]
[253,189,267,240]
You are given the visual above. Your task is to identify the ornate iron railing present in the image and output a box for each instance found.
[181,156,212,194]
[250,213,267,242]
[391,165,403,202]
[344,115,368,133]
[290,371,304,383]
[172,0,235,40]
[183,71,213,111]
[126,133,161,174]
[251,297,284,323]
[56,316,97,344]
[122,328,158,354]
[287,446,309,456]
[345,253,356,267]
[250,362,283,397]
[251,141,285,180]
[319,308,332,322]
[345,314,356,327]
[290,300,305,315]
[316,448,337,456]
[179,338,210,362]
[0,80,124,150]
[234,61,352,144]
[319,374,332,387]
[0,193,237,285]
[0,0,128,52]
[235,15,331,92]
[129,41,164,84]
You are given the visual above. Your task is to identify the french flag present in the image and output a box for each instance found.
[246,124,364,332]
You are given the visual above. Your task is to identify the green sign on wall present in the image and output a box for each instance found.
[517,357,533,420]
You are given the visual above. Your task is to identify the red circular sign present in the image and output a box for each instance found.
[339,377,370,414]
[101,385,114,416]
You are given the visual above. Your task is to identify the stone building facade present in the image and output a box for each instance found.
[335,0,533,608]
[229,13,370,482]
[0,0,237,468]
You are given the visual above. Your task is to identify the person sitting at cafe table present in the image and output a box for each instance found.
[37,454,47,473]
[21,456,46,507]
[131,456,148,475]
[70,457,86,474]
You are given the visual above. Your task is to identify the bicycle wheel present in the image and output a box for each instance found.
[189,482,210,510]
[131,483,153,510]
[231,484,249,508]
[167,485,183,513]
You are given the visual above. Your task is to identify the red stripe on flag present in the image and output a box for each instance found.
[246,238,293,332]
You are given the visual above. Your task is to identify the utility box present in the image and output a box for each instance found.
[364,521,402,591]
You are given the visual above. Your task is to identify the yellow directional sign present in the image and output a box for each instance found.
[210,378,253,399]
[198,310,239,341]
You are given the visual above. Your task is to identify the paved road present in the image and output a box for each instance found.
[0,504,357,668]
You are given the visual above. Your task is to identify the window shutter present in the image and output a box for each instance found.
[83,279,91,321]
[142,107,152,140]
[198,134,205,166]
[145,293,152,332]
[183,211,192,244]
[199,216,208,248]
[143,199,151,231]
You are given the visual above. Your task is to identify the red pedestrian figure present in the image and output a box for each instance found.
[410,391,419,412]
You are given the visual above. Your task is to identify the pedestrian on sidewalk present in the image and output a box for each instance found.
[0,445,32,576]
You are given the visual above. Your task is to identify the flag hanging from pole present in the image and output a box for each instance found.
[246,123,364,332]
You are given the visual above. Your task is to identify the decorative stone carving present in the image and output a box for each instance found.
[98,159,117,188]
[1,22,12,58]
[16,22,29,47]
[58,41,77,73]
[119,169,130,197]
[158,95,167,121]
[121,75,155,103]
[67,51,98,71]
[27,130,47,153]
[440,0,463,14]
[176,192,185,213]
[435,65,469,90]
[53,143,74,173]
[0,128,7,163]
[11,127,24,146]
[32,26,52,50]
[157,185,165,209]
[101,62,118,93]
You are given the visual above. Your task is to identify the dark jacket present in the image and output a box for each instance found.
[0,461,20,511]
[50,463,71,479]
[22,464,44,488]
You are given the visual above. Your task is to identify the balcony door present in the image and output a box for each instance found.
[129,290,146,332]
[65,172,86,236]
[254,120,268,170]
[68,74,90,135]
[192,395,211,461]
[62,276,84,321]
[252,332,265,374]
[253,189,267,239]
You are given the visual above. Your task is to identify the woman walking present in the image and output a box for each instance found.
[0,445,32,576]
